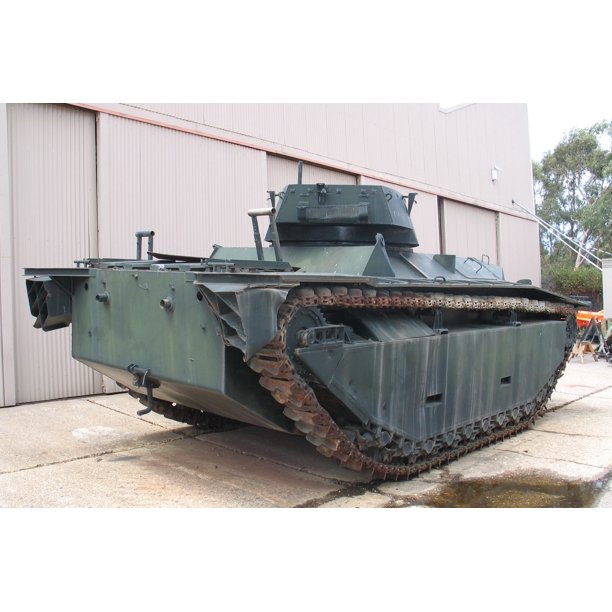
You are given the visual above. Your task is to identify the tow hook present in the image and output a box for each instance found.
[127,364,158,415]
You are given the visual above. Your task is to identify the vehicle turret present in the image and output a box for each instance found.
[266,183,419,247]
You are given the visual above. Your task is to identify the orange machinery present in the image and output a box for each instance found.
[576,309,605,328]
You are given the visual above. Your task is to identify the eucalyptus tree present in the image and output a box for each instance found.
[533,121,612,269]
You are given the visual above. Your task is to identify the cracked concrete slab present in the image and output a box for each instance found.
[531,400,612,437]
[495,428,612,469]
[201,426,369,483]
[85,394,195,432]
[0,359,610,507]
[0,436,342,508]
[433,446,607,482]
[319,491,393,508]
[0,398,182,473]
[377,477,445,499]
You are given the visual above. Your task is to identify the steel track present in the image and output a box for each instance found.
[247,286,576,480]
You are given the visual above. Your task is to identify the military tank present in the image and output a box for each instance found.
[25,168,580,479]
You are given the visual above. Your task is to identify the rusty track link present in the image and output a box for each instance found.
[247,286,575,480]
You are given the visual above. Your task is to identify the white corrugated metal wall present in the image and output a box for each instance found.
[109,103,539,279]
[266,155,357,191]
[498,214,541,282]
[125,103,535,213]
[0,104,11,406]
[0,103,541,406]
[8,104,100,404]
[441,199,499,265]
[440,200,541,282]
[97,114,267,259]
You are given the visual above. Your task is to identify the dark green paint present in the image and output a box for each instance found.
[24,182,580,446]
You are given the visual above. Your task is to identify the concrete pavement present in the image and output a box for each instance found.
[1,357,610,507]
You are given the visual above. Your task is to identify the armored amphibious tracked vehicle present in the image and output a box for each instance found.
[26,172,580,479]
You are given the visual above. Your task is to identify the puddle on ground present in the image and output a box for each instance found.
[414,476,607,508]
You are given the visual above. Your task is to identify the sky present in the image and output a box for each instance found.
[528,101,610,162]
[4,2,609,166]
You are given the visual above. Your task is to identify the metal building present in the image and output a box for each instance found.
[0,103,540,407]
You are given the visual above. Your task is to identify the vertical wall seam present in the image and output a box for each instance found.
[11,104,97,403]
[495,211,502,271]
[0,104,17,406]
[438,196,446,254]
